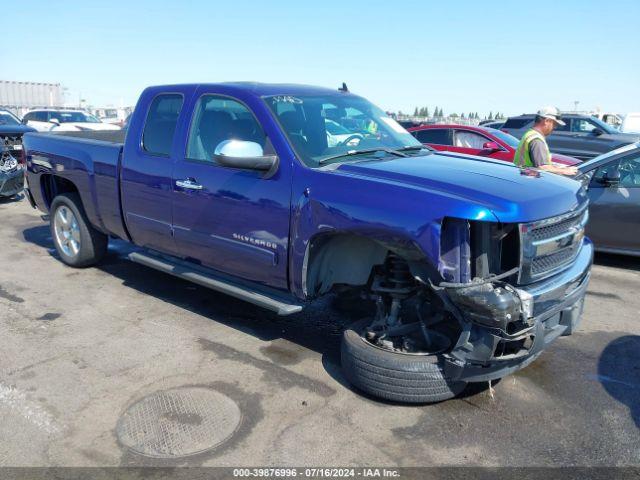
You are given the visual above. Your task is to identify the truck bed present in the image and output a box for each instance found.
[23,131,128,240]
[49,129,127,144]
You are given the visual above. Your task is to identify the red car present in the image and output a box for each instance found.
[407,124,579,166]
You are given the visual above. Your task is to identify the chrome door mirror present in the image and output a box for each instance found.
[213,140,278,177]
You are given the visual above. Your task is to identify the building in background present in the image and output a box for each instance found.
[0,81,64,116]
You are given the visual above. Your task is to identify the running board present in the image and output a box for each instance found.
[128,251,303,316]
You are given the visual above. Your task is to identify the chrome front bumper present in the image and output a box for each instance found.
[444,239,593,383]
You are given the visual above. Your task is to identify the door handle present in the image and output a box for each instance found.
[175,178,203,190]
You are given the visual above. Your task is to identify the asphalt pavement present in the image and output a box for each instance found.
[0,195,638,467]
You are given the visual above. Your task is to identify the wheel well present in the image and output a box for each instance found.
[304,233,436,298]
[41,175,79,210]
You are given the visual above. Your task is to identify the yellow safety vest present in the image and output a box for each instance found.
[514,129,552,167]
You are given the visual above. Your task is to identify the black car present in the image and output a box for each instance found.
[578,142,640,256]
[502,113,640,161]
[0,109,36,198]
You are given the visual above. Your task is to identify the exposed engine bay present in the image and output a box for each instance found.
[0,135,25,197]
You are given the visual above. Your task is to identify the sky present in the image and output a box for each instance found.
[3,0,639,116]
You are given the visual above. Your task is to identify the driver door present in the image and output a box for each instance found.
[171,91,292,289]
[587,152,640,252]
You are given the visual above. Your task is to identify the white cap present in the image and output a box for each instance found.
[537,106,566,126]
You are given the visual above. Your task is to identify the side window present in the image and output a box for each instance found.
[413,129,452,146]
[553,118,570,132]
[571,119,597,133]
[142,94,184,156]
[502,118,532,129]
[23,112,34,122]
[31,112,47,122]
[592,154,640,187]
[187,95,267,162]
[453,130,490,149]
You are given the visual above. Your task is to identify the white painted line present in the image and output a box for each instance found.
[0,383,62,435]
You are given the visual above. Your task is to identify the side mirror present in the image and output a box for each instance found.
[482,141,501,151]
[49,118,60,126]
[592,127,604,136]
[599,169,621,187]
[213,140,278,177]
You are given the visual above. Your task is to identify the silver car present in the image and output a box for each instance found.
[578,142,640,256]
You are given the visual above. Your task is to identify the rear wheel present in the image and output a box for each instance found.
[50,193,107,267]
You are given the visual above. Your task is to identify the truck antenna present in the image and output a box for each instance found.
[339,82,349,93]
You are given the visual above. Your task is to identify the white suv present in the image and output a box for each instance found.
[22,110,121,132]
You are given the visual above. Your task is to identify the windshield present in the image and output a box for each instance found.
[486,128,519,148]
[263,94,422,167]
[588,116,618,134]
[54,112,101,123]
[0,111,21,126]
[578,142,640,171]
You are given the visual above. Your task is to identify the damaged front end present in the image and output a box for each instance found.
[360,211,592,384]
[0,135,25,197]
[437,213,591,382]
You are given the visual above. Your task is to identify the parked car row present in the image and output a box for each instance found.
[501,113,640,161]
[408,124,579,166]
[22,109,122,132]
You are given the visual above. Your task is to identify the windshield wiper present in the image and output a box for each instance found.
[319,148,408,164]
[395,145,434,153]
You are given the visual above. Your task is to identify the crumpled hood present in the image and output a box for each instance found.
[335,152,588,223]
[0,125,37,135]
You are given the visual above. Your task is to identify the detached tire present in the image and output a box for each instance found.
[341,319,466,403]
[50,193,108,268]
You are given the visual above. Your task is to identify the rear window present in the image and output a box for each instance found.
[142,94,184,156]
[412,128,452,146]
[502,118,532,129]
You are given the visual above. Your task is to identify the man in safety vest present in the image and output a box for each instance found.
[514,106,578,176]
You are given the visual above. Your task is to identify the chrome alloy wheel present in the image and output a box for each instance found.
[53,206,81,257]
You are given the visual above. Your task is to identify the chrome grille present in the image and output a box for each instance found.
[529,214,585,242]
[519,207,588,284]
[531,242,582,276]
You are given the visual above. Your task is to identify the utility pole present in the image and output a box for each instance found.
[573,100,579,112]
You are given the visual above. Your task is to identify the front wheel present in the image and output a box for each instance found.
[341,319,467,403]
[50,193,108,267]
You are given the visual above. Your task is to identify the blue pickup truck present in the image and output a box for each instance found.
[23,83,593,403]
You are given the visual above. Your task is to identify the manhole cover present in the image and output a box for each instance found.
[116,387,241,458]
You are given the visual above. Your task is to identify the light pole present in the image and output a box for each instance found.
[573,101,579,112]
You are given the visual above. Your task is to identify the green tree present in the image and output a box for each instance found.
[425,107,430,118]
[414,107,419,116]
[488,111,493,120]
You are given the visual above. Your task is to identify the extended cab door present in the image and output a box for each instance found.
[170,90,292,289]
[121,90,191,255]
